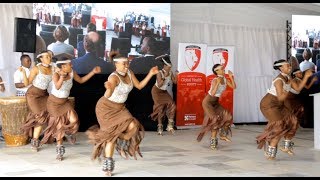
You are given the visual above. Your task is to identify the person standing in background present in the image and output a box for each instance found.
[14,54,32,96]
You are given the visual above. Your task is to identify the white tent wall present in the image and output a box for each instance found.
[170,3,320,123]
[0,3,33,97]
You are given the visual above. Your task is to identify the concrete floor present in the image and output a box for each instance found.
[0,124,319,177]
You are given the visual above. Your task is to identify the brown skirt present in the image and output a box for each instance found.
[150,85,176,122]
[256,93,299,149]
[196,94,233,142]
[22,85,49,137]
[41,94,79,144]
[284,92,304,120]
[86,96,144,160]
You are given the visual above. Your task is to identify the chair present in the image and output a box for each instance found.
[39,31,55,47]
[68,27,83,48]
[41,24,57,32]
[312,49,320,64]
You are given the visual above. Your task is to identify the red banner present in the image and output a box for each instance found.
[176,72,206,127]
[176,43,207,129]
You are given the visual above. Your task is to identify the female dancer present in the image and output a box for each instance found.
[86,51,159,176]
[41,58,101,161]
[196,63,236,150]
[150,54,177,135]
[20,50,53,152]
[256,59,312,160]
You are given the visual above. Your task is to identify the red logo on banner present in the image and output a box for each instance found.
[185,45,201,71]
[212,48,228,69]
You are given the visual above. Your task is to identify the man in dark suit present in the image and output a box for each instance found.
[77,22,96,58]
[130,36,163,74]
[72,31,114,74]
[128,36,164,131]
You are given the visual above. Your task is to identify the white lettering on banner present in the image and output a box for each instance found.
[184,114,196,121]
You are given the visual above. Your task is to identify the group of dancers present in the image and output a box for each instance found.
[8,50,308,176]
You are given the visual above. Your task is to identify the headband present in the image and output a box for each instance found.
[274,62,289,67]
[214,65,223,71]
[114,58,128,62]
[56,60,71,65]
[162,57,171,67]
[37,52,48,59]
[293,70,302,75]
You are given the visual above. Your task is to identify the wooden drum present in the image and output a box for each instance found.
[0,96,29,146]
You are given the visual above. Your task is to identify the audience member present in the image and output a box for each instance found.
[299,48,315,73]
[14,54,32,96]
[72,31,114,75]
[77,22,96,58]
[47,25,75,57]
[130,36,163,74]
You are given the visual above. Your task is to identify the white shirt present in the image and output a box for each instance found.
[299,60,315,72]
[107,71,133,103]
[50,71,74,98]
[155,70,172,91]
[13,66,31,93]
[208,77,227,97]
[267,77,291,96]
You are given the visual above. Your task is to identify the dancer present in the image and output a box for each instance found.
[196,63,236,150]
[150,54,177,135]
[86,51,159,176]
[256,59,312,160]
[20,50,54,152]
[41,58,101,161]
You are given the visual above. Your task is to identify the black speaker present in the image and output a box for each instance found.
[14,18,37,53]
[150,17,154,24]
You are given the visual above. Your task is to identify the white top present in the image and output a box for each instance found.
[107,70,133,103]
[267,77,291,96]
[299,60,315,72]
[33,64,53,90]
[13,66,31,93]
[50,71,74,98]
[155,70,172,91]
[208,77,227,97]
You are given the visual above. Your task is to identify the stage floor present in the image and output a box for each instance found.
[0,125,319,177]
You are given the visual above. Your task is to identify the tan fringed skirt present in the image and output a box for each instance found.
[86,96,145,160]
[256,93,299,149]
[197,94,233,142]
[22,85,49,138]
[41,94,79,144]
[150,85,176,122]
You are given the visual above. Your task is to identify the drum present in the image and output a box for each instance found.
[0,96,29,146]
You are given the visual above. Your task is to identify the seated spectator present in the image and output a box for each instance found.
[299,48,316,73]
[72,31,114,75]
[77,22,96,58]
[130,36,163,74]
[47,25,75,58]
[14,54,32,96]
